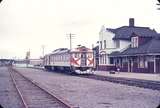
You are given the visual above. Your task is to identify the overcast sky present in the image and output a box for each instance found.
[0,0,159,59]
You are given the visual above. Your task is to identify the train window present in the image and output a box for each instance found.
[81,54,86,58]
[88,53,92,58]
[75,53,79,58]
[81,54,84,58]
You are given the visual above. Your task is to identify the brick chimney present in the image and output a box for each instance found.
[129,18,134,27]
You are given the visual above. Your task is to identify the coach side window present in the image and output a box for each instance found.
[88,53,92,58]
[75,53,79,58]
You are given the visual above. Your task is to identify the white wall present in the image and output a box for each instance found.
[119,40,131,51]
[99,26,115,50]
[99,26,115,65]
[99,25,131,65]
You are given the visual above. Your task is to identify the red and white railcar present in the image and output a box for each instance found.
[44,46,95,74]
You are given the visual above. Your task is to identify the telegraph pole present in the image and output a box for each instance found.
[67,33,75,71]
[41,45,45,57]
[67,33,75,50]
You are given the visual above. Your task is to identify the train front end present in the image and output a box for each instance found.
[70,46,95,74]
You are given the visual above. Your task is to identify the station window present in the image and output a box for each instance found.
[63,55,65,61]
[101,54,106,64]
[61,55,63,61]
[100,41,102,49]
[104,40,106,49]
[61,55,62,61]
[116,40,120,48]
[58,55,59,61]
[131,37,138,48]
[100,55,102,64]
[104,54,107,64]
[109,57,114,64]
[55,55,57,61]
[102,55,104,64]
[138,57,147,68]
[51,56,53,62]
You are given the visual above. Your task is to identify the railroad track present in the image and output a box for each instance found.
[79,74,160,90]
[9,67,78,108]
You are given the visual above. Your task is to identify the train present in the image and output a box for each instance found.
[43,46,95,74]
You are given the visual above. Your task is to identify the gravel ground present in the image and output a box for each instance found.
[0,67,24,108]
[15,67,160,108]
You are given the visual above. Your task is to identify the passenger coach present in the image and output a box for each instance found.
[44,46,95,74]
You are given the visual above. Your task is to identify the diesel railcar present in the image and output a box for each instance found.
[44,46,95,74]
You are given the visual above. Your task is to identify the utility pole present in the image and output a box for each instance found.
[26,50,30,67]
[67,33,75,51]
[67,33,75,70]
[41,45,45,58]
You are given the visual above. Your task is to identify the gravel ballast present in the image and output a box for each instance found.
[15,67,160,108]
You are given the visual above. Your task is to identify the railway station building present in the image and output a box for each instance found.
[98,18,160,73]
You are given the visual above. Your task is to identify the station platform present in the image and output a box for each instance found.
[94,71,160,82]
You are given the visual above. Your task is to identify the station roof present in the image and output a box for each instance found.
[110,36,160,57]
[106,18,157,40]
[107,26,157,40]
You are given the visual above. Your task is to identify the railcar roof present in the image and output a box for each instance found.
[47,46,93,55]
[51,48,70,55]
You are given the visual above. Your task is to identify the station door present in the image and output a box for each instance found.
[156,59,160,73]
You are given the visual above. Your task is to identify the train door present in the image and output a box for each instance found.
[81,52,87,66]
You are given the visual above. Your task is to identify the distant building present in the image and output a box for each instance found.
[99,18,160,73]
[0,59,14,66]
[29,59,43,66]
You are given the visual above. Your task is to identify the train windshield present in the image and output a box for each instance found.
[81,52,87,66]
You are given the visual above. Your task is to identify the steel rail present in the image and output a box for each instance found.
[9,68,28,108]
[10,67,79,108]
